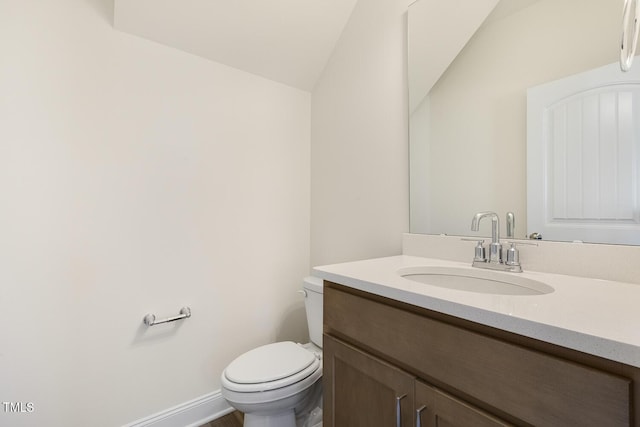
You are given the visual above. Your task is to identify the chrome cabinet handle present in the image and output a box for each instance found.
[415,405,426,427]
[396,394,407,427]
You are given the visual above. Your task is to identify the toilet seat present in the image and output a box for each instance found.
[222,342,321,393]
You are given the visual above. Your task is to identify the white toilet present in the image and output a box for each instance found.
[221,276,324,427]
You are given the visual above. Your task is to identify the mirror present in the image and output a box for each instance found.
[409,0,629,243]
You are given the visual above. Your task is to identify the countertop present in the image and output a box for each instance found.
[313,255,640,368]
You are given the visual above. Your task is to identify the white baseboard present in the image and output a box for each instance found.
[122,390,234,427]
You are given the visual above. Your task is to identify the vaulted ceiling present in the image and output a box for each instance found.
[113,0,358,91]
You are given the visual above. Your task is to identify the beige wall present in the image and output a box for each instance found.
[415,0,619,237]
[311,0,411,266]
[3,0,415,423]
[0,0,310,425]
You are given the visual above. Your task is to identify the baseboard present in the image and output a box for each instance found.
[122,390,234,427]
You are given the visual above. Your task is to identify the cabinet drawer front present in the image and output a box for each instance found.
[324,285,631,426]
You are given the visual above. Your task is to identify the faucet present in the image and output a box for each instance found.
[471,211,502,264]
[470,211,523,273]
[506,212,515,238]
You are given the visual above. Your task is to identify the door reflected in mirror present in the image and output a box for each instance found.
[408,0,633,244]
[527,61,640,245]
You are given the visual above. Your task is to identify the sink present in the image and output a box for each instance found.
[398,266,554,296]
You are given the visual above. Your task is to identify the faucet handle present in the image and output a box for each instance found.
[462,238,486,262]
[505,242,520,266]
[503,241,537,267]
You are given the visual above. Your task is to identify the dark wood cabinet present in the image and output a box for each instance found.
[323,281,636,426]
[324,334,512,427]
[415,380,512,427]
[324,335,414,427]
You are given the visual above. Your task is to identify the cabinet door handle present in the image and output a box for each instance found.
[396,394,407,427]
[415,405,426,427]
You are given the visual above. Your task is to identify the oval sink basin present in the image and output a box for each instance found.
[398,266,554,296]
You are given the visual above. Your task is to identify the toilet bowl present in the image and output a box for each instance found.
[221,277,323,427]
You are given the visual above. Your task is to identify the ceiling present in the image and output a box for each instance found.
[113,0,358,91]
[482,0,541,25]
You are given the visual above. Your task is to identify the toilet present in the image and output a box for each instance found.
[221,276,324,427]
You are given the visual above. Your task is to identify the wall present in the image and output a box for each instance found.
[311,0,411,266]
[0,0,310,426]
[417,0,619,237]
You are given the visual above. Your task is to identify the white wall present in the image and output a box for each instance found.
[419,0,619,237]
[311,0,411,266]
[0,0,310,426]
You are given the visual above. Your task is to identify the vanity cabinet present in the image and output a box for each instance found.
[323,282,636,427]
[324,335,414,426]
[325,333,511,427]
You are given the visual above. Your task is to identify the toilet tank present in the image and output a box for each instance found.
[303,276,323,348]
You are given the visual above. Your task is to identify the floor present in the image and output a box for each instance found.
[200,411,243,427]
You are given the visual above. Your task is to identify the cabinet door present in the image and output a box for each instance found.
[415,380,513,427]
[324,334,415,427]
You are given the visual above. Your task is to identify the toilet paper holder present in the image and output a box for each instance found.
[143,307,191,326]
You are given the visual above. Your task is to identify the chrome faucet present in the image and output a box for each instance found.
[506,212,515,238]
[471,211,502,264]
[470,211,523,273]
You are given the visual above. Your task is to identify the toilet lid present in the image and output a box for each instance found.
[224,341,318,384]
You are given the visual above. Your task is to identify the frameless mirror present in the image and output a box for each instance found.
[408,0,638,244]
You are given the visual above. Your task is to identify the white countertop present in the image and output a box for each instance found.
[313,255,640,368]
